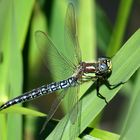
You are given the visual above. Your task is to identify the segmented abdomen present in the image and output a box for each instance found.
[0,77,77,110]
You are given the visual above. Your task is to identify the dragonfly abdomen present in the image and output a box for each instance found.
[0,77,77,111]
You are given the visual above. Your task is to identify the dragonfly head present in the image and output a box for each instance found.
[96,57,112,77]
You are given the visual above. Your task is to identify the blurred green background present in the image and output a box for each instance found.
[0,0,140,140]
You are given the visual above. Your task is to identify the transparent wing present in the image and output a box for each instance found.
[61,85,81,139]
[52,86,80,140]
[64,3,82,139]
[64,3,82,66]
[68,86,81,139]
[35,31,76,81]
[67,86,79,124]
[40,88,68,134]
[40,86,80,135]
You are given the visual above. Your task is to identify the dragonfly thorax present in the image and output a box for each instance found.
[73,57,112,83]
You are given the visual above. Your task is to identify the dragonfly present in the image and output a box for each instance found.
[0,2,123,137]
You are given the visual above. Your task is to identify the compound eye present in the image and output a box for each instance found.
[99,63,107,72]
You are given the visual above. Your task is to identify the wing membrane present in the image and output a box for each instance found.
[64,3,82,66]
[68,86,81,139]
[64,4,82,139]
[40,88,68,133]
[35,31,76,81]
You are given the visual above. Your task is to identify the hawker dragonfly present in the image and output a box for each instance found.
[0,2,123,138]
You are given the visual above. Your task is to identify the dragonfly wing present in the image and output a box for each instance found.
[40,86,80,136]
[64,3,82,66]
[64,3,82,139]
[35,31,76,81]
[61,85,81,139]
[40,88,68,134]
[67,86,79,123]
[68,86,81,139]
[52,86,81,140]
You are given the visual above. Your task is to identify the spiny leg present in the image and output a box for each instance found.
[104,79,126,90]
[82,75,109,104]
[96,79,108,104]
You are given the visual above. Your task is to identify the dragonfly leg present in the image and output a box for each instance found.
[104,79,126,90]
[81,75,96,82]
[96,79,108,104]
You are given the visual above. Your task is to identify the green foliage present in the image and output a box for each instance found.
[90,128,120,140]
[46,29,140,140]
[0,0,35,140]
[0,0,140,140]
[107,0,133,56]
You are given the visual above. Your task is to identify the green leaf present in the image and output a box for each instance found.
[51,0,66,54]
[0,0,35,140]
[120,70,140,140]
[90,128,120,140]
[0,106,46,117]
[95,4,112,53]
[0,114,7,140]
[78,0,96,61]
[28,2,48,86]
[46,29,140,140]
[107,0,133,56]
